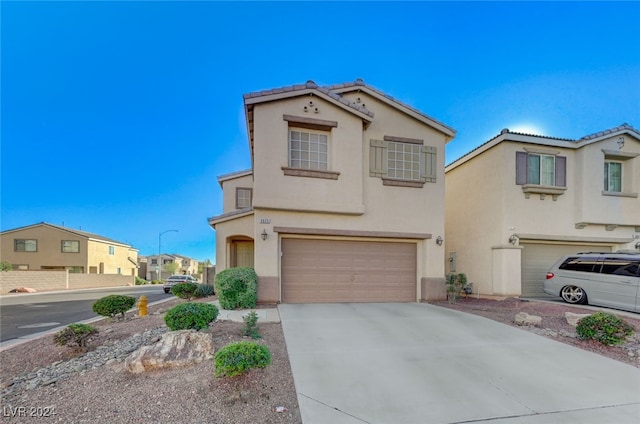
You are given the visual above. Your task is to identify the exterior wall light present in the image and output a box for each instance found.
[509,234,519,245]
[436,236,443,246]
[617,136,625,149]
[261,229,268,241]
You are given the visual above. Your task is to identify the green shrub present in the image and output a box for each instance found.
[445,273,469,304]
[243,310,261,339]
[54,323,98,350]
[151,279,163,285]
[576,312,634,346]
[92,295,136,318]
[214,341,271,377]
[194,284,215,298]
[0,261,12,271]
[135,276,147,285]
[214,267,258,310]
[164,302,219,331]
[170,282,199,299]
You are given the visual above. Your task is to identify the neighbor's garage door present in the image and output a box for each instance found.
[520,243,612,297]
[281,239,416,303]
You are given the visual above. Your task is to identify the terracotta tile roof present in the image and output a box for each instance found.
[243,80,374,118]
[323,78,456,136]
[579,123,639,141]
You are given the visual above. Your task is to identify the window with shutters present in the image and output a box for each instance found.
[369,136,437,188]
[515,150,567,200]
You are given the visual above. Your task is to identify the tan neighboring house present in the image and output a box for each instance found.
[208,79,456,303]
[445,124,640,297]
[144,254,199,280]
[0,222,139,275]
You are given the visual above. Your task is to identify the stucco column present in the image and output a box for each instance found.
[491,245,523,296]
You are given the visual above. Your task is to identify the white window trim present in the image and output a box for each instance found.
[288,128,329,172]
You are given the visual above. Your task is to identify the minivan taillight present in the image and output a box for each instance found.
[545,272,555,280]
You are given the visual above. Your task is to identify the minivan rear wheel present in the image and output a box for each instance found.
[560,285,587,304]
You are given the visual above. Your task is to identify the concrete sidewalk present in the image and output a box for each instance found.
[279,303,640,424]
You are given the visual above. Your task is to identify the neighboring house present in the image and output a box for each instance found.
[445,124,640,297]
[145,253,199,280]
[208,79,456,303]
[0,222,139,275]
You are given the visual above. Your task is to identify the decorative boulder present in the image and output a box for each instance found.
[514,312,542,327]
[565,312,591,327]
[124,330,214,373]
[9,287,37,293]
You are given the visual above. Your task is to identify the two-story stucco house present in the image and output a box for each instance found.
[208,79,456,303]
[445,124,640,298]
[0,222,139,275]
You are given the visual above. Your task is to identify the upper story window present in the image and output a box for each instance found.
[108,246,115,255]
[236,187,252,209]
[62,240,79,253]
[388,141,421,181]
[527,154,555,186]
[163,259,173,264]
[370,136,437,188]
[516,150,567,200]
[14,239,37,252]
[289,129,328,171]
[604,161,622,192]
[151,259,158,265]
[601,149,638,198]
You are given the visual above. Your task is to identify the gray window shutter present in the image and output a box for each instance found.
[420,146,437,183]
[515,151,528,185]
[369,139,388,177]
[555,155,566,187]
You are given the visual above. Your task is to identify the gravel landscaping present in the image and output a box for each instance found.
[1,294,639,423]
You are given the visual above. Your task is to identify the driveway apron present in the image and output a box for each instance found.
[279,303,640,424]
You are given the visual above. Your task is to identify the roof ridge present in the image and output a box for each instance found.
[578,123,638,141]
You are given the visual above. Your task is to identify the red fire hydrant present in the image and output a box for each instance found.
[138,295,148,317]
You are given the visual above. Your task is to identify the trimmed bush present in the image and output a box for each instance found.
[576,312,634,346]
[92,295,136,318]
[135,276,148,285]
[194,284,215,298]
[164,302,219,331]
[170,282,199,299]
[214,341,271,377]
[54,323,98,350]
[214,267,258,310]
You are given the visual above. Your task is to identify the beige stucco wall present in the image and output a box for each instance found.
[446,136,639,296]
[445,143,507,295]
[0,226,89,271]
[0,270,134,294]
[221,173,254,213]
[87,240,137,275]
[252,96,366,215]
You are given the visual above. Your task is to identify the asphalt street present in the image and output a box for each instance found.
[0,286,170,343]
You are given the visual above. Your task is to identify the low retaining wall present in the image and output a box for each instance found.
[0,271,135,294]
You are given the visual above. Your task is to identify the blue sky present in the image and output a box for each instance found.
[2,1,639,263]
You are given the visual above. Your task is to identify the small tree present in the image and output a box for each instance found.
[163,261,180,276]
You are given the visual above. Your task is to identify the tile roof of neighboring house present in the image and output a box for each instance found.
[0,222,133,247]
[447,123,639,169]
[579,122,640,141]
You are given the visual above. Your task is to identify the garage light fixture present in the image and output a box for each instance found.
[436,236,443,246]
[261,229,268,241]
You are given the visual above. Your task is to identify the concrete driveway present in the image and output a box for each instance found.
[279,303,640,424]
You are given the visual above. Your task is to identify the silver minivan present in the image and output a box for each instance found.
[543,252,640,313]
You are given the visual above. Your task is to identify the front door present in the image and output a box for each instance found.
[233,241,254,268]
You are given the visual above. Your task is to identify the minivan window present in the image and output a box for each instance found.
[601,258,640,276]
[558,257,601,273]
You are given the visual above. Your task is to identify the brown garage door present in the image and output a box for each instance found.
[281,238,416,303]
[521,243,612,297]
